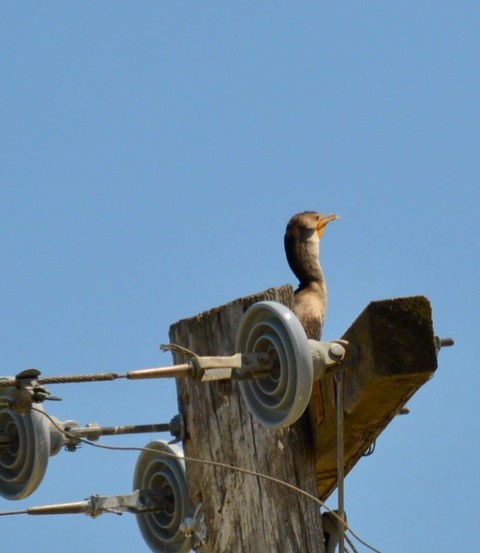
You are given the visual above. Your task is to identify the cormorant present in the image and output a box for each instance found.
[284,211,337,428]
[284,211,337,340]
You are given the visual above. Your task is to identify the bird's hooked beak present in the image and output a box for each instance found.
[316,213,338,238]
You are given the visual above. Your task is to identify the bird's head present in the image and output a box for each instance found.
[284,211,338,286]
[285,211,338,244]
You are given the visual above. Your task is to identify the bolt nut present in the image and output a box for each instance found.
[328,343,345,361]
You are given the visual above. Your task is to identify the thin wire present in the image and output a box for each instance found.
[345,533,360,553]
[29,406,382,553]
[335,369,346,553]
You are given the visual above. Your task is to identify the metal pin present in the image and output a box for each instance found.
[435,336,454,351]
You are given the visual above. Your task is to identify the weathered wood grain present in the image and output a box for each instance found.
[312,295,438,500]
[169,285,325,553]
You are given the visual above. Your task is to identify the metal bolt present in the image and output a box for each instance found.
[329,343,345,361]
[439,337,454,348]
[435,337,454,351]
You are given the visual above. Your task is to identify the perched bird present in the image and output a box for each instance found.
[284,211,337,340]
[285,211,337,428]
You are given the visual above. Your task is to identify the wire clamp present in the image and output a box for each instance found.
[1,369,60,415]
[180,503,207,548]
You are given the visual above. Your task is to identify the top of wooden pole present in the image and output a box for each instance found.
[168,288,440,551]
[169,285,325,553]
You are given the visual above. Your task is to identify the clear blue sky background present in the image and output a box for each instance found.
[1,3,478,552]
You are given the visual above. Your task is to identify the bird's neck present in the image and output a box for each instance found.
[287,240,325,290]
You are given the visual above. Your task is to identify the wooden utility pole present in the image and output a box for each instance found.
[168,286,443,552]
[169,285,325,553]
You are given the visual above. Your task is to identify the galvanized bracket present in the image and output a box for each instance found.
[308,339,359,381]
[0,369,60,415]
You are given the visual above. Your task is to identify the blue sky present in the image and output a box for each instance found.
[1,3,478,552]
